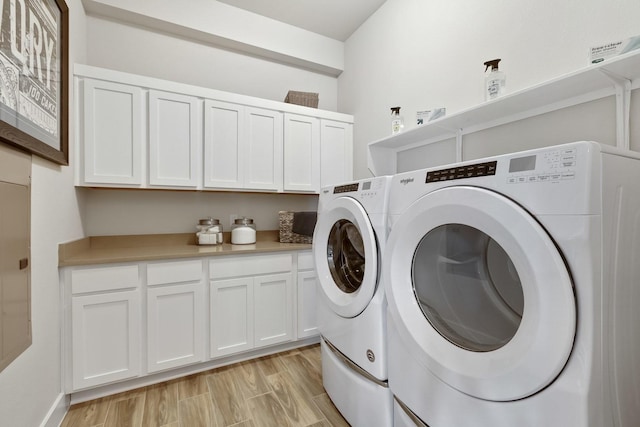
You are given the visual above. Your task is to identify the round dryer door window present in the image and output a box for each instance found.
[384,186,576,402]
[413,224,524,353]
[314,196,379,318]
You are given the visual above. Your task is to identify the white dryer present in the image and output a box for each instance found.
[313,176,393,427]
[383,141,640,426]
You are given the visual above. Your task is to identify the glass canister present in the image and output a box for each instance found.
[231,217,256,244]
[196,218,223,245]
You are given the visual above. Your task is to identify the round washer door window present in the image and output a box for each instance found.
[327,219,366,294]
[314,196,379,318]
[383,186,576,401]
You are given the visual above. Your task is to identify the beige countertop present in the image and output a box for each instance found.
[59,231,312,267]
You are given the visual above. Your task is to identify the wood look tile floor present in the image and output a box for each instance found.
[61,344,350,427]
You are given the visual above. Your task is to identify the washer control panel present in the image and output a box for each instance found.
[333,183,360,193]
[332,178,385,199]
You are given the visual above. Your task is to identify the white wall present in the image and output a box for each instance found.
[84,15,339,111]
[0,1,87,426]
[341,0,640,178]
[82,189,318,235]
[83,0,344,75]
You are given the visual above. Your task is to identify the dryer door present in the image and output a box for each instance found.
[384,186,576,401]
[314,196,379,318]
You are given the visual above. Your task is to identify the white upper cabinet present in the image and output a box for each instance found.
[284,114,320,192]
[204,104,284,192]
[81,79,144,186]
[148,91,201,188]
[75,65,353,193]
[203,100,245,189]
[245,107,284,192]
[320,119,353,188]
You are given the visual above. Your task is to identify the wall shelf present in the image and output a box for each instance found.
[368,50,640,176]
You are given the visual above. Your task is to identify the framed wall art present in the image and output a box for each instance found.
[0,0,69,165]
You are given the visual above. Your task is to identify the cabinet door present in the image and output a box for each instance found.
[254,273,293,348]
[203,100,245,189]
[210,278,254,358]
[0,181,30,373]
[297,270,319,339]
[245,107,283,192]
[71,290,140,390]
[320,120,353,188]
[148,91,201,188]
[147,283,204,373]
[82,79,144,186]
[284,114,320,193]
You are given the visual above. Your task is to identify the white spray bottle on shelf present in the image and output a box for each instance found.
[391,106,404,135]
[484,58,506,101]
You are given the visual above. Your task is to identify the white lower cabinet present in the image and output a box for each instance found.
[63,251,310,394]
[210,253,293,358]
[210,277,254,357]
[71,291,141,390]
[254,273,294,347]
[69,264,141,391]
[146,259,205,373]
[296,251,319,338]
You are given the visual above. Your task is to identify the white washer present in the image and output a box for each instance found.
[313,176,393,426]
[383,141,640,426]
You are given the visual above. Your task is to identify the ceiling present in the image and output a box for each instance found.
[216,0,387,41]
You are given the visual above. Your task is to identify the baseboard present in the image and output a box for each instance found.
[39,392,70,427]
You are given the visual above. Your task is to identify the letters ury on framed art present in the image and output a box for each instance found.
[0,0,68,165]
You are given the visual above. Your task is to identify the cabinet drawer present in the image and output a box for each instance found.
[209,253,292,280]
[298,251,314,270]
[71,264,139,295]
[147,259,203,286]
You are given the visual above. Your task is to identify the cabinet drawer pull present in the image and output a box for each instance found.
[19,258,29,270]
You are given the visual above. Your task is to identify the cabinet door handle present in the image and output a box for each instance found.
[19,258,29,270]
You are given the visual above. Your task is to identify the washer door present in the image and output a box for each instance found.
[384,186,576,401]
[314,196,379,318]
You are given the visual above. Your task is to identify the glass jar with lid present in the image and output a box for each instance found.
[196,218,223,245]
[231,217,256,244]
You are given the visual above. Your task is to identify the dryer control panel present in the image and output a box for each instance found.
[423,147,578,185]
[426,161,497,183]
[506,146,577,184]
